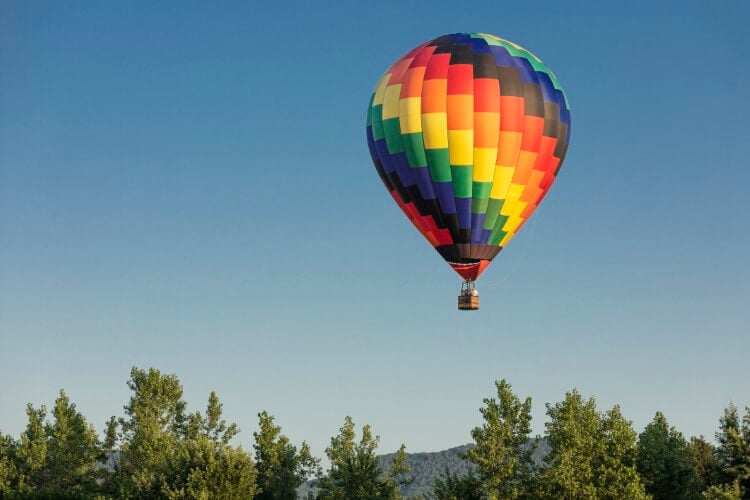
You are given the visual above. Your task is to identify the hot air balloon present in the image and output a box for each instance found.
[366,33,570,310]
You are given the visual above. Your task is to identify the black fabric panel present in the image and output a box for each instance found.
[553,123,569,159]
[449,44,473,64]
[436,244,502,263]
[406,185,432,217]
[385,168,460,238]
[457,229,472,245]
[372,159,394,191]
[522,82,545,117]
[387,172,412,205]
[443,214,461,243]
[430,35,458,52]
[473,53,498,79]
[542,102,560,138]
[497,67,523,96]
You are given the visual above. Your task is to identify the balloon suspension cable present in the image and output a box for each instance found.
[458,279,480,311]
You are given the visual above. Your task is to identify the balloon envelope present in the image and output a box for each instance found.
[366,33,570,280]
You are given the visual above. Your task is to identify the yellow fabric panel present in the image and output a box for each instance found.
[500,183,525,215]
[382,84,402,119]
[489,166,515,199]
[502,212,525,233]
[472,147,496,183]
[499,231,515,247]
[399,97,422,134]
[421,113,448,149]
[510,200,528,219]
[497,131,523,165]
[372,74,392,106]
[448,130,473,165]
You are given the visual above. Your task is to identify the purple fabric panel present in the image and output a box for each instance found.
[392,152,416,187]
[471,214,487,243]
[455,198,471,229]
[375,140,396,174]
[413,166,437,200]
[434,182,456,214]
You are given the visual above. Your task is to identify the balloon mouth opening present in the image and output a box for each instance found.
[449,260,491,281]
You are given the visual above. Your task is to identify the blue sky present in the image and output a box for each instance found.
[1,1,749,458]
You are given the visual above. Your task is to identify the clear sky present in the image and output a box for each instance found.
[1,1,749,459]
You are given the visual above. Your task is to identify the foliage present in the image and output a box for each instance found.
[689,435,722,496]
[537,390,648,499]
[715,403,750,497]
[0,431,21,495]
[636,411,696,499]
[702,480,743,500]
[316,416,410,499]
[465,379,534,499]
[113,367,257,498]
[1,369,749,499]
[4,391,102,497]
[253,410,321,499]
[431,467,483,500]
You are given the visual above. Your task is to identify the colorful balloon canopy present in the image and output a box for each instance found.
[366,33,571,281]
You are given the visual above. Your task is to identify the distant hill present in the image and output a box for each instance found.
[298,438,549,499]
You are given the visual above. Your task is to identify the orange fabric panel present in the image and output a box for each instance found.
[421,79,447,113]
[447,94,474,130]
[500,96,524,132]
[400,66,426,98]
[521,116,544,152]
[473,78,500,112]
[473,112,500,148]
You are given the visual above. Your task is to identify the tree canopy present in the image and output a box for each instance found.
[0,368,747,499]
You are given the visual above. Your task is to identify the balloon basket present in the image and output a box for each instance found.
[458,280,479,311]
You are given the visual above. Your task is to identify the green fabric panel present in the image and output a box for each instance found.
[472,182,491,199]
[488,214,509,245]
[382,118,404,154]
[472,197,489,214]
[371,105,384,141]
[451,166,472,198]
[403,132,427,168]
[425,148,451,183]
[483,198,504,229]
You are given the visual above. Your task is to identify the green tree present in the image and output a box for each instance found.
[7,392,102,497]
[0,432,21,495]
[702,480,743,500]
[15,403,49,493]
[636,411,696,499]
[316,416,410,499]
[116,366,188,496]
[689,435,722,496]
[431,467,483,500]
[253,410,321,499]
[42,390,101,494]
[715,404,750,496]
[537,390,647,499]
[115,366,258,498]
[464,379,533,499]
[161,434,258,499]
